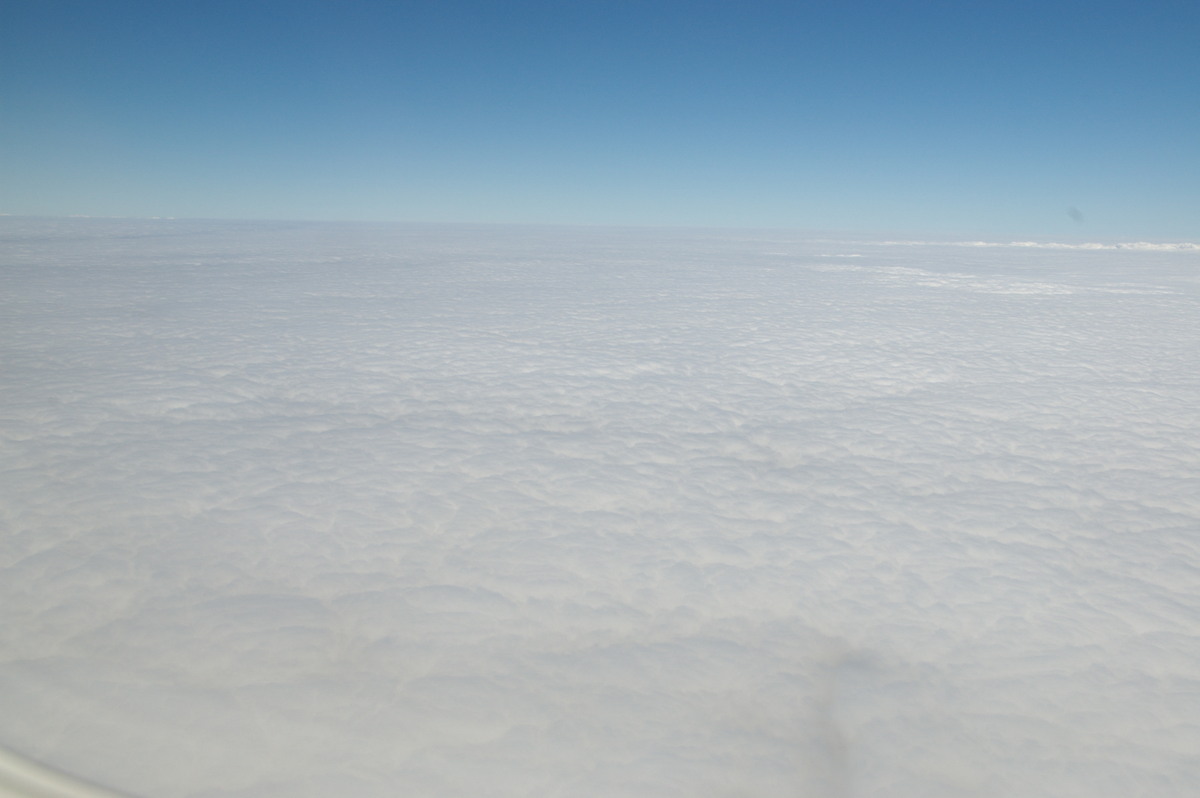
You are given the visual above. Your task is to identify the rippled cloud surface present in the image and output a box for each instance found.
[2,219,1199,797]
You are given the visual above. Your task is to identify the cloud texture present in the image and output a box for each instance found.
[1,219,1199,797]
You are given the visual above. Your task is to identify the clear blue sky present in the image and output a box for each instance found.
[2,0,1197,237]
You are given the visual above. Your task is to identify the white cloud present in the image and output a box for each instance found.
[875,239,1200,251]
[1,218,1198,797]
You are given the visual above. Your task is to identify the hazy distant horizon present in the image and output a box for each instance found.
[5,213,1200,251]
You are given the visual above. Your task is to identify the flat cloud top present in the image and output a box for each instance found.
[879,239,1200,251]
[1,219,1198,798]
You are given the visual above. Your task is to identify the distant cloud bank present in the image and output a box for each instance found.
[878,238,1200,251]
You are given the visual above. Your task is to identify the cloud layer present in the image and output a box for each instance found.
[877,239,1200,251]
[2,219,1198,797]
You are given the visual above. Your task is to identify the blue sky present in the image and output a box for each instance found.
[2,0,1197,237]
